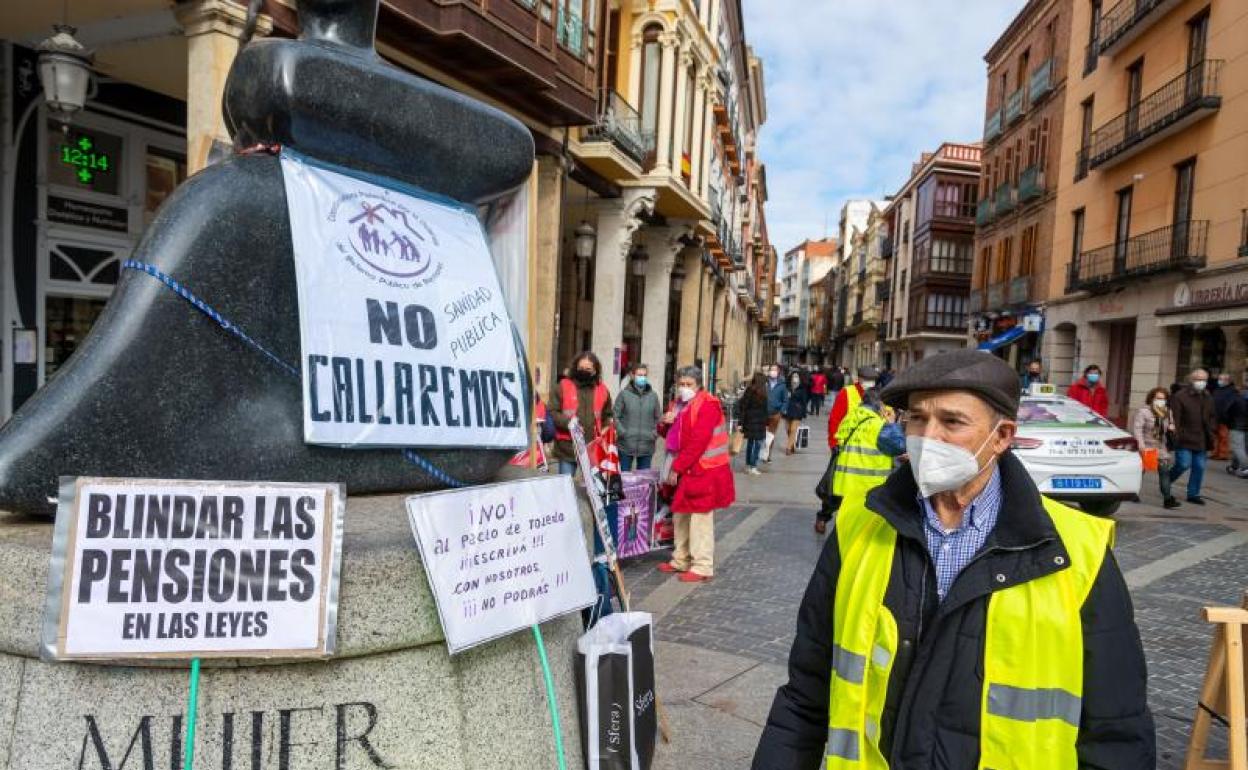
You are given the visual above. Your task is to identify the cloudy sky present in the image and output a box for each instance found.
[742,0,1028,253]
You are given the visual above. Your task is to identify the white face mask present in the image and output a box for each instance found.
[1193,380,1207,391]
[1154,399,1167,409]
[906,421,1001,499]
[860,380,876,390]
[678,386,697,402]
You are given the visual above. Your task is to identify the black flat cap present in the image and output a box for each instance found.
[880,349,1020,417]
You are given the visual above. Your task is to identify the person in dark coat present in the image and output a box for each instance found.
[1170,368,1218,504]
[828,367,845,393]
[1211,372,1237,461]
[753,349,1154,770]
[736,372,770,475]
[783,370,809,455]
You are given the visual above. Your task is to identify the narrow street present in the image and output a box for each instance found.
[625,415,1247,770]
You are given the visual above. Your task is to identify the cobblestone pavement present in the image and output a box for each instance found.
[624,415,1248,769]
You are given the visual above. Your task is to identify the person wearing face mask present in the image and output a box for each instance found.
[1169,368,1218,504]
[754,349,1153,770]
[1020,359,1045,394]
[1132,387,1179,509]
[614,363,662,471]
[551,351,614,475]
[1066,364,1109,417]
[783,371,810,455]
[656,366,736,582]
[765,365,790,462]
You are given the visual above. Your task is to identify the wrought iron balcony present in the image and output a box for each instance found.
[976,198,995,227]
[1088,60,1223,170]
[1098,0,1186,58]
[986,282,1005,309]
[583,91,654,164]
[994,182,1016,216]
[1018,166,1044,203]
[1008,275,1031,305]
[968,289,983,314]
[985,108,1003,143]
[1029,59,1054,103]
[1068,220,1208,292]
[1241,210,1248,258]
[1005,88,1025,125]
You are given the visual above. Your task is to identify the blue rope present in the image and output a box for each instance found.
[123,259,467,488]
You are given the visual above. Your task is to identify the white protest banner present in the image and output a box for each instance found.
[41,478,345,660]
[280,149,528,450]
[406,475,596,654]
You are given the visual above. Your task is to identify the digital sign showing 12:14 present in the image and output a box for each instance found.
[48,123,122,196]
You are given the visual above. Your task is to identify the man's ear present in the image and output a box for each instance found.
[995,420,1018,452]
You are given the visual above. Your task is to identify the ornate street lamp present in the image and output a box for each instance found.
[573,220,597,261]
[629,243,649,277]
[670,263,687,292]
[38,25,93,121]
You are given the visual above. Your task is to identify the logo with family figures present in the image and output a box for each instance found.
[336,193,440,280]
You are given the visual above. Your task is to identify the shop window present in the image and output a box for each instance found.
[1177,326,1226,380]
[45,296,108,380]
[145,148,188,225]
[47,122,123,197]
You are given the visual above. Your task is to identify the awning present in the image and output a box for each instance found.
[978,326,1027,351]
[1154,305,1248,327]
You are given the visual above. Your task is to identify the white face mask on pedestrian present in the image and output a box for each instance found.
[678,386,697,402]
[906,421,1002,499]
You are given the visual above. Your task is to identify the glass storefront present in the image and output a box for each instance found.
[44,296,107,379]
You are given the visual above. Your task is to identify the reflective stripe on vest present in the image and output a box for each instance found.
[554,379,608,440]
[832,406,893,500]
[686,391,730,470]
[826,497,1113,769]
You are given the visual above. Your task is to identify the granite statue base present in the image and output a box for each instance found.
[0,470,589,769]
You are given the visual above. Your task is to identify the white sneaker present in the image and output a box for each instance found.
[748,467,762,476]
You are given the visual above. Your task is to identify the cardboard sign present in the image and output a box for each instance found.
[406,476,596,654]
[280,150,528,450]
[41,478,345,660]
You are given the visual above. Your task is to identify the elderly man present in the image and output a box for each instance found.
[1170,368,1218,504]
[753,350,1154,770]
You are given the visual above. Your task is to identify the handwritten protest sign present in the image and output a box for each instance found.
[406,476,596,654]
[41,478,345,660]
[280,150,528,450]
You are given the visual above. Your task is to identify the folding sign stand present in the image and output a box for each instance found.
[569,418,672,745]
[1184,592,1248,770]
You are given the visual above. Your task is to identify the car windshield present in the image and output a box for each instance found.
[1017,399,1115,428]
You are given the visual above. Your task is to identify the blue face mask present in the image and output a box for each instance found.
[634,376,648,388]
[1087,373,1101,384]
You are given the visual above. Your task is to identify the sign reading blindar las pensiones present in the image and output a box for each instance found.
[280,150,528,450]
[42,478,345,660]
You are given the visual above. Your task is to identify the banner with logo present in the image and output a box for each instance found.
[280,150,528,449]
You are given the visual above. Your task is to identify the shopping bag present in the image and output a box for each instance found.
[796,425,810,450]
[730,429,745,456]
[762,429,775,461]
[1140,447,1159,472]
[575,612,657,770]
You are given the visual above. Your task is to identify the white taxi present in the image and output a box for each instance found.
[1010,389,1143,516]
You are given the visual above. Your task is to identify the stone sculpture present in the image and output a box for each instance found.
[0,0,535,514]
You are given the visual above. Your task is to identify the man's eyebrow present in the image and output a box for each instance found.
[933,407,973,420]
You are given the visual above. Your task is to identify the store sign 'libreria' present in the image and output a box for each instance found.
[280,151,527,450]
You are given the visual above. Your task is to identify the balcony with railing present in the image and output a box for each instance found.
[1029,59,1054,104]
[582,91,655,167]
[1018,166,1045,203]
[1088,60,1223,170]
[1098,0,1186,58]
[1008,275,1032,305]
[1075,147,1090,182]
[976,198,995,227]
[984,108,1003,143]
[1005,88,1025,125]
[1241,210,1248,258]
[994,182,1016,217]
[1067,220,1208,292]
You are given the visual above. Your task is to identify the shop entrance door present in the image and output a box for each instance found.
[1107,320,1136,427]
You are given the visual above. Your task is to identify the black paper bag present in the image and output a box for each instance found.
[575,612,656,770]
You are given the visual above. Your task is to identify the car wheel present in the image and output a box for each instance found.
[1080,500,1121,517]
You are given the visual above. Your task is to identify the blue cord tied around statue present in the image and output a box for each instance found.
[122,259,468,488]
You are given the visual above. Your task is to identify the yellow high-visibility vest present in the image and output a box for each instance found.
[825,494,1113,769]
[831,405,892,500]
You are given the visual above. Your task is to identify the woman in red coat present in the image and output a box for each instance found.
[656,366,736,582]
[1068,363,1110,417]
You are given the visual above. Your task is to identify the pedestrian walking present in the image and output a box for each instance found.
[656,366,736,582]
[809,370,828,415]
[1170,368,1218,504]
[821,384,904,529]
[1020,359,1044,393]
[765,365,789,463]
[1067,364,1109,417]
[1228,385,1248,477]
[784,371,809,455]
[551,351,613,475]
[1131,387,1178,509]
[736,372,770,475]
[753,349,1155,770]
[614,363,661,471]
[1211,372,1237,461]
[815,366,878,533]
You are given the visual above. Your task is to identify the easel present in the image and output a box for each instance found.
[1184,591,1248,770]
[569,419,673,745]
